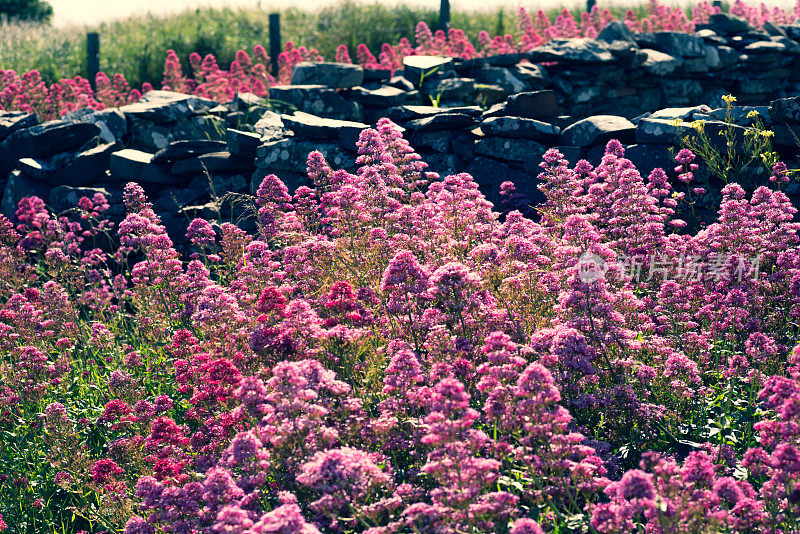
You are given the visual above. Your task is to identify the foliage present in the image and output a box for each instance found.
[0,0,52,24]
[0,114,799,533]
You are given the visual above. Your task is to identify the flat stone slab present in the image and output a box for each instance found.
[0,112,38,143]
[110,148,154,180]
[480,116,560,141]
[346,86,407,107]
[654,31,705,58]
[253,111,285,139]
[268,85,361,121]
[386,105,483,123]
[528,38,616,63]
[404,112,477,132]
[510,90,561,119]
[281,111,368,140]
[171,151,254,176]
[403,55,454,85]
[119,90,217,124]
[421,78,476,101]
[560,115,636,146]
[256,138,350,174]
[152,140,228,164]
[226,129,262,159]
[770,96,800,122]
[473,136,547,163]
[3,120,100,159]
[50,142,117,187]
[635,118,696,144]
[641,49,681,76]
[290,61,364,88]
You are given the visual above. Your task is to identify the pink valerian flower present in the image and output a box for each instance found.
[674,148,699,184]
[186,218,216,247]
[249,504,321,534]
[91,458,123,484]
[297,447,392,526]
[771,161,790,184]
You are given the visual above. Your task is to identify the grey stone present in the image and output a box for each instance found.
[649,106,712,121]
[127,115,225,153]
[704,45,721,69]
[480,116,560,141]
[762,21,788,37]
[408,130,453,153]
[281,111,368,140]
[49,143,117,187]
[290,61,364,88]
[110,149,154,180]
[386,105,483,123]
[172,152,254,177]
[528,38,615,63]
[3,120,99,160]
[226,129,262,159]
[473,136,547,163]
[608,40,641,60]
[363,68,392,83]
[402,55,454,85]
[654,32,705,57]
[345,85,407,107]
[716,46,740,68]
[509,90,561,119]
[770,96,800,122]
[597,20,636,43]
[485,53,530,67]
[404,113,477,132]
[422,77,476,102]
[234,92,267,110]
[560,115,636,147]
[18,152,74,181]
[744,40,787,53]
[268,85,362,121]
[253,111,286,139]
[256,138,350,174]
[635,118,696,144]
[708,12,752,35]
[708,105,769,125]
[66,108,127,144]
[473,84,509,106]
[0,112,38,142]
[510,63,550,88]
[152,140,228,164]
[119,90,217,123]
[475,67,527,93]
[388,75,416,92]
[641,49,681,76]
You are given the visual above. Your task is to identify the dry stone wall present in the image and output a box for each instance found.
[3,11,800,242]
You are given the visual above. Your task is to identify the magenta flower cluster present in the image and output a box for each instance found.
[1,106,799,532]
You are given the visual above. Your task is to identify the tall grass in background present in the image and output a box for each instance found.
[0,0,715,88]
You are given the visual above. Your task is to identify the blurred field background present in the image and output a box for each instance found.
[0,0,742,88]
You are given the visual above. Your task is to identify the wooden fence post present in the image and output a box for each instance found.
[87,32,100,91]
[269,13,281,79]
[440,0,450,32]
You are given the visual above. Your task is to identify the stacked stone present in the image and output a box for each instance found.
[3,28,800,243]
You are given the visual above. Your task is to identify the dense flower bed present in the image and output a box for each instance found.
[2,0,799,120]
[0,114,799,533]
